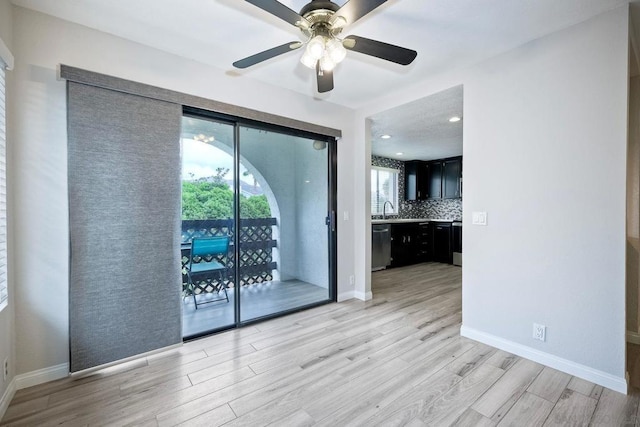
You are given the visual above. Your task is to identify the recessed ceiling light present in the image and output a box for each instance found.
[449,116,461,123]
[381,134,392,139]
[396,152,404,156]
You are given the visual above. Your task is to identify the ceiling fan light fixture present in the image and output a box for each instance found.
[326,38,347,63]
[300,50,317,68]
[307,35,326,60]
[331,15,348,29]
[319,53,337,71]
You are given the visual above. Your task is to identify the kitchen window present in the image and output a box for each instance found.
[0,38,12,312]
[371,166,399,216]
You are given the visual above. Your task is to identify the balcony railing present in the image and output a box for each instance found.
[181,218,278,296]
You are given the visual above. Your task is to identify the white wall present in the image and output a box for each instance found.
[628,73,640,338]
[9,5,356,377]
[357,6,630,391]
[0,0,14,412]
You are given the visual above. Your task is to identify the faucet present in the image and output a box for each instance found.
[383,201,395,219]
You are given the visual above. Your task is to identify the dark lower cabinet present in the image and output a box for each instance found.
[387,221,455,268]
[390,223,420,267]
[431,222,452,264]
[417,222,430,261]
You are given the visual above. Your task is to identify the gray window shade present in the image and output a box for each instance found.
[67,81,182,372]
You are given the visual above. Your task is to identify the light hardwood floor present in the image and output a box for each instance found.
[2,263,638,426]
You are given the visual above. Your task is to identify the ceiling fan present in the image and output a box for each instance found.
[233,0,418,93]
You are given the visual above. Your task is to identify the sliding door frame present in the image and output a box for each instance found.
[183,106,337,338]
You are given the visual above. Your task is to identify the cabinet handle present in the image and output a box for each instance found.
[408,236,411,243]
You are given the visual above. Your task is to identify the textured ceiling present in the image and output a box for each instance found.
[371,85,463,161]
[11,0,632,109]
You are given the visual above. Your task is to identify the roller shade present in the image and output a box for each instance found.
[67,81,182,372]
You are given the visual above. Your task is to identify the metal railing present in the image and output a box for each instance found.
[181,218,278,295]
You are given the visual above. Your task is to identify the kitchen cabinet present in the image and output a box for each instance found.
[382,220,455,267]
[431,222,452,264]
[420,156,462,200]
[404,156,462,201]
[404,161,429,200]
[443,158,462,199]
[390,223,420,267]
[428,161,443,199]
[417,222,431,261]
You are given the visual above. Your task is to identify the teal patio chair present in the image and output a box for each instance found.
[186,236,231,309]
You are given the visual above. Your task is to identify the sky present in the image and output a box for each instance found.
[181,138,257,187]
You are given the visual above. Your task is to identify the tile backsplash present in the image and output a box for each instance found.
[372,155,462,221]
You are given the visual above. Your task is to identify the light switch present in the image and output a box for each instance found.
[343,211,349,221]
[472,211,488,226]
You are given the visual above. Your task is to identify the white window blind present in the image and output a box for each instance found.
[0,65,7,309]
[371,166,399,216]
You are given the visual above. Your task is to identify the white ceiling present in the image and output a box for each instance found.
[11,0,631,110]
[10,0,635,160]
[371,85,462,161]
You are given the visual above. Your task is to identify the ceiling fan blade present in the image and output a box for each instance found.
[244,0,307,27]
[334,0,388,25]
[316,62,334,93]
[233,42,302,69]
[343,36,417,65]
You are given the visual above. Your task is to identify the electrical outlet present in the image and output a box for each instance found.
[349,275,355,285]
[533,323,546,342]
[3,357,7,381]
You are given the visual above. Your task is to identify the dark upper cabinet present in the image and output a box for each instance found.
[404,156,462,201]
[443,158,462,199]
[404,161,429,201]
[428,161,443,199]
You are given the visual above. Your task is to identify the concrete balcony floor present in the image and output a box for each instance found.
[182,280,329,337]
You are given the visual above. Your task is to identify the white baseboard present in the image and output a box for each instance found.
[627,330,640,345]
[15,363,69,390]
[461,325,628,394]
[354,291,373,301]
[0,378,16,422]
[337,291,355,302]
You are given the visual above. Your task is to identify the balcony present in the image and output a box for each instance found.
[180,218,328,336]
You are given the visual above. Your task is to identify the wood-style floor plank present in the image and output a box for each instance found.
[497,391,554,427]
[472,358,543,420]
[2,262,639,427]
[543,389,597,426]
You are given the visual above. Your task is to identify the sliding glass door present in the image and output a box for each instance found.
[238,126,331,322]
[180,117,237,337]
[180,113,335,338]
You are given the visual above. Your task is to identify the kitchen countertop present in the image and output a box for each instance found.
[372,218,461,224]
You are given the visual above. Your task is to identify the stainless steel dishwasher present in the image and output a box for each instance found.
[372,224,391,271]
